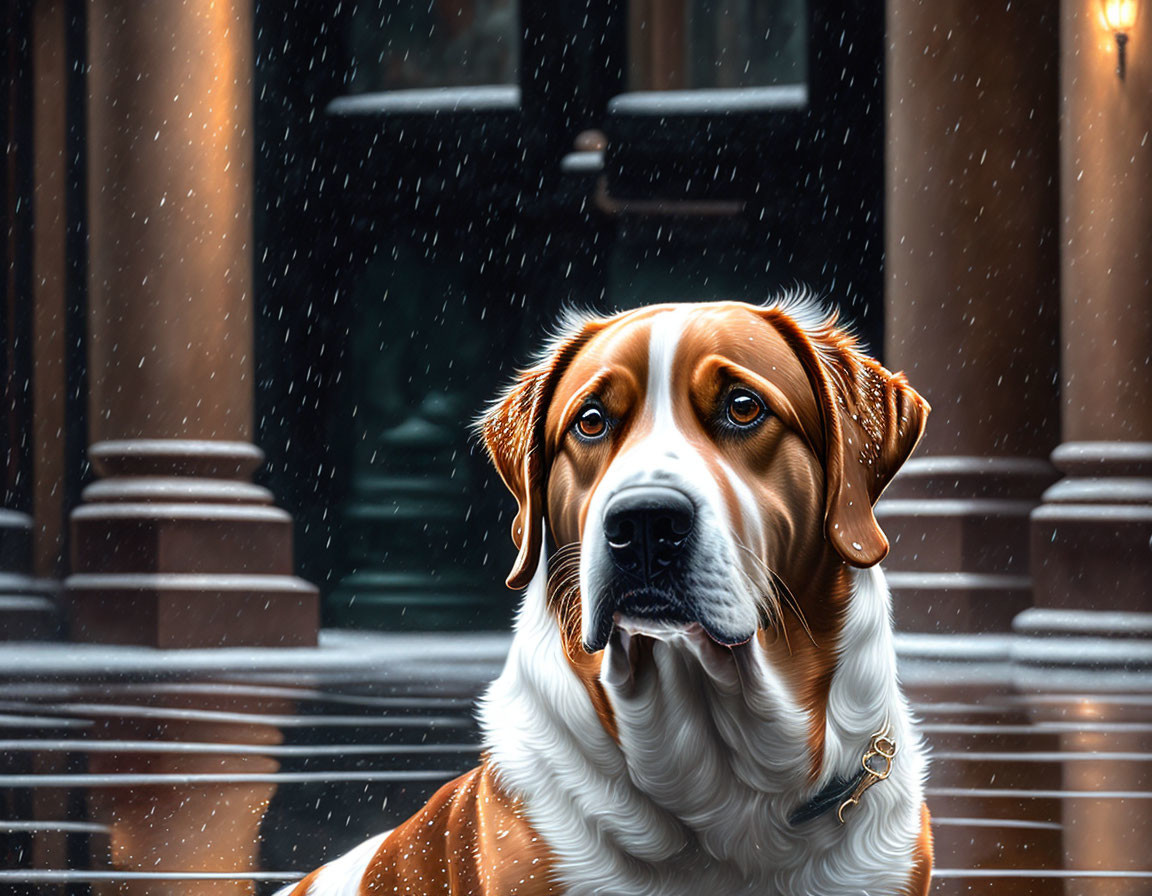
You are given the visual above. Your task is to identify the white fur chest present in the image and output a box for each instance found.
[480,562,927,896]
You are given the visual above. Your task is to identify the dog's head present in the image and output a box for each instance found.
[479,300,928,659]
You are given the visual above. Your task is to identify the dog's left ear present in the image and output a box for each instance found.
[477,321,597,590]
[763,308,930,568]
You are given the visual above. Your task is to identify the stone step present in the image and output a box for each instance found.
[932,817,1063,871]
[931,870,1152,896]
[0,585,62,641]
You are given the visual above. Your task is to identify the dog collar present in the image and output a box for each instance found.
[787,727,896,826]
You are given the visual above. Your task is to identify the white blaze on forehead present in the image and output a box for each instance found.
[645,308,691,437]
[580,304,761,648]
[644,308,757,548]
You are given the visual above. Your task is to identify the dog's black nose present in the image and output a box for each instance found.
[603,486,695,582]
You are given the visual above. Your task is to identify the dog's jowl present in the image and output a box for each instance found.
[279,299,934,896]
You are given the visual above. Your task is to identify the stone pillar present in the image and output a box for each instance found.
[1028,0,1152,617]
[65,0,317,646]
[881,0,1062,633]
[2,0,61,640]
[31,0,71,582]
[1023,10,1152,890]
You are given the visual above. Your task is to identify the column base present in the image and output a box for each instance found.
[65,441,318,648]
[1030,442,1152,612]
[0,509,63,640]
[876,456,1057,632]
[64,573,318,648]
[0,587,62,641]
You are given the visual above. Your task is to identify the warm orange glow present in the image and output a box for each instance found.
[1101,0,1139,32]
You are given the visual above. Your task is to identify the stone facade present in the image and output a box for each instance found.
[3,0,1148,648]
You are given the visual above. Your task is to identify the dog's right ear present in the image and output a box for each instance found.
[477,319,597,590]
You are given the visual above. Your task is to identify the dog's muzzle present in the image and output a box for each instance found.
[584,485,702,652]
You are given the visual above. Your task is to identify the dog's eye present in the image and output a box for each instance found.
[575,404,609,440]
[725,389,765,428]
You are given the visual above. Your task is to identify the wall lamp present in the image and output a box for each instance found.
[1101,0,1139,79]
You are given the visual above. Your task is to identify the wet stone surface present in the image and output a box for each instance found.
[0,632,504,894]
[0,630,1150,894]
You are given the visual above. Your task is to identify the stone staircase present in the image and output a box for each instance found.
[0,631,1148,894]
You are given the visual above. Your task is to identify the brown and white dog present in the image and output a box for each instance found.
[280,298,933,896]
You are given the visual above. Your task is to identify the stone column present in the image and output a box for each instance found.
[2,0,61,640]
[1023,10,1152,890]
[1028,0,1152,616]
[65,0,317,646]
[881,0,1062,633]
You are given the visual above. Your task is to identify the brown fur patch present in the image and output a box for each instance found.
[756,307,929,567]
[541,313,662,743]
[359,760,556,896]
[548,548,619,742]
[902,802,934,896]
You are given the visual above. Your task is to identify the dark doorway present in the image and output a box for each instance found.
[253,0,884,630]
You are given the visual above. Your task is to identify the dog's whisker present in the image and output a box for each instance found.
[767,569,818,648]
[724,557,797,654]
[731,537,817,649]
[730,537,782,614]
[546,562,579,590]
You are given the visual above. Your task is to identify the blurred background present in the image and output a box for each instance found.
[2,0,1151,892]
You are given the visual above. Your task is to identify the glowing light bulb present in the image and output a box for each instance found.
[1101,0,1139,32]
[1100,0,1139,79]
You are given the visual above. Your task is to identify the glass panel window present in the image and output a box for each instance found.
[346,0,519,93]
[629,0,806,90]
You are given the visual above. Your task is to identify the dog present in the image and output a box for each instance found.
[280,298,933,896]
